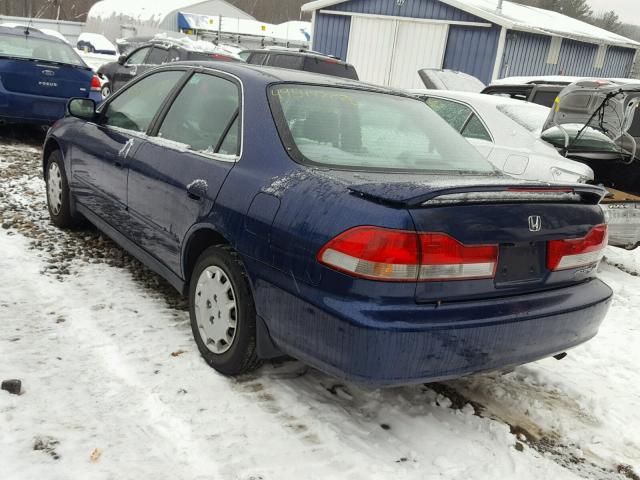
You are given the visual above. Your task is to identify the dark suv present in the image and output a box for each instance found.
[240,48,358,80]
[97,40,239,98]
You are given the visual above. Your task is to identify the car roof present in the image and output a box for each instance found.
[0,25,65,43]
[170,61,398,92]
[410,88,550,110]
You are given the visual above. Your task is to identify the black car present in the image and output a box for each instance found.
[97,40,239,98]
[240,48,358,80]
[481,82,570,108]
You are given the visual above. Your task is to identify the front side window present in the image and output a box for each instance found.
[126,47,150,65]
[157,73,240,154]
[102,70,184,132]
[269,84,494,173]
[0,32,85,66]
[146,46,168,65]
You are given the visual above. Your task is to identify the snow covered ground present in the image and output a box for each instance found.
[0,135,639,479]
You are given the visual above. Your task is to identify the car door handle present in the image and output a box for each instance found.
[186,180,208,201]
[114,160,124,169]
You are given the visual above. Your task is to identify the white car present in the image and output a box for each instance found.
[412,89,594,184]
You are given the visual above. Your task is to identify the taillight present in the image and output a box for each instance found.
[317,227,419,281]
[547,224,608,271]
[419,233,498,280]
[211,54,232,61]
[317,227,498,282]
[90,75,101,92]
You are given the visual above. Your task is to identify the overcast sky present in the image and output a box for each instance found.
[588,0,640,25]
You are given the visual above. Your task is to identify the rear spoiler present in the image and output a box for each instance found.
[349,183,607,208]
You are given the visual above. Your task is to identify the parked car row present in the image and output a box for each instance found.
[39,59,612,385]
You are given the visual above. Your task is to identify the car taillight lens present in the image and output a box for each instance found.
[317,227,498,282]
[317,227,420,281]
[547,224,608,271]
[90,75,101,91]
[419,233,498,280]
[211,54,232,61]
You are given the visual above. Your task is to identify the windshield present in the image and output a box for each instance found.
[0,32,86,67]
[497,103,549,132]
[269,84,495,174]
[541,124,620,152]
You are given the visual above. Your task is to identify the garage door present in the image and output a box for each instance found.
[346,16,448,89]
[389,21,448,89]
[346,16,396,86]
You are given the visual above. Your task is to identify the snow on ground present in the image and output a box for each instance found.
[0,135,639,479]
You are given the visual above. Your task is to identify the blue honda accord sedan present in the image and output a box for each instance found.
[42,61,612,385]
[0,25,102,125]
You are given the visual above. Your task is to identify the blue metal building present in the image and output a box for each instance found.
[301,0,639,88]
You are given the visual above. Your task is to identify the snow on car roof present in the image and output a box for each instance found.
[302,0,640,48]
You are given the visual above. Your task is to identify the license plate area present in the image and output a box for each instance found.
[495,242,545,285]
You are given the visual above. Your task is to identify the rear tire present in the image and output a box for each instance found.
[189,245,261,376]
[101,82,111,99]
[45,150,76,229]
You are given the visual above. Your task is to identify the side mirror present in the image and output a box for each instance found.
[67,98,97,121]
[117,54,126,65]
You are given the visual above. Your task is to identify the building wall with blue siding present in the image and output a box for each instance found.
[501,31,636,78]
[313,12,351,60]
[443,25,501,84]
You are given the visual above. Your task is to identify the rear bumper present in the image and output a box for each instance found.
[256,277,612,386]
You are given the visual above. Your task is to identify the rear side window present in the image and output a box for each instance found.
[246,52,267,65]
[268,54,304,70]
[126,47,150,65]
[425,97,472,131]
[303,57,359,80]
[531,90,560,107]
[269,84,494,173]
[157,73,240,154]
[461,115,491,141]
[102,70,184,132]
[146,47,168,64]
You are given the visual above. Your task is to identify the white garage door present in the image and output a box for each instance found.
[346,16,449,89]
[389,21,448,89]
[346,16,396,86]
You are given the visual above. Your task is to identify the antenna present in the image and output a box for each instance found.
[496,0,503,13]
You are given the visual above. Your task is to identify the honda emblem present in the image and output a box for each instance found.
[528,215,542,232]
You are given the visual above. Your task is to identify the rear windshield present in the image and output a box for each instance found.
[303,58,359,80]
[269,84,495,174]
[0,32,85,67]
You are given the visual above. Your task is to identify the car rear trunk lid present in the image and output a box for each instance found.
[0,58,92,98]
[348,179,607,303]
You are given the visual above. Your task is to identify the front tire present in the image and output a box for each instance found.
[45,150,76,228]
[189,245,261,376]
